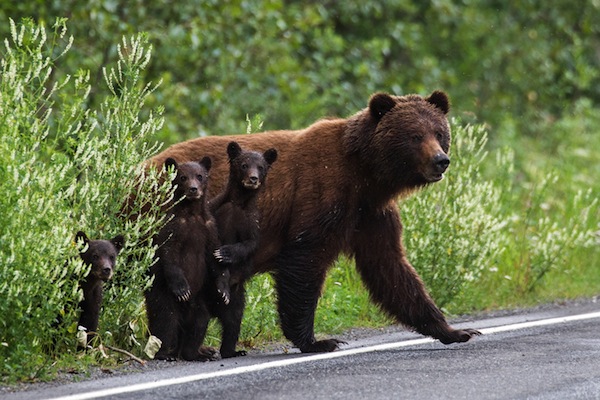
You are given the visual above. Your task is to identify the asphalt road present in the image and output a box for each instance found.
[3,299,600,400]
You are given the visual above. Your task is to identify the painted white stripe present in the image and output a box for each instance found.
[45,311,600,400]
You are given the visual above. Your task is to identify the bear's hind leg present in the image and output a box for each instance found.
[180,299,216,361]
[145,286,180,361]
[274,259,346,353]
[218,284,247,358]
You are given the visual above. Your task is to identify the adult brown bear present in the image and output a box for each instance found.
[150,91,480,353]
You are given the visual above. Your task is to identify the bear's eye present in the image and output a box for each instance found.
[110,255,115,262]
[241,163,248,170]
[180,176,188,182]
[411,135,421,143]
[92,254,99,261]
[197,175,203,182]
[258,165,264,172]
[435,131,444,141]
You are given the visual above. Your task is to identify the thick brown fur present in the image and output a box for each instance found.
[76,231,125,346]
[144,157,221,361]
[149,91,480,352]
[207,141,277,358]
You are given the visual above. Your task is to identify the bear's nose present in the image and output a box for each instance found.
[433,153,450,173]
[102,267,112,276]
[249,176,258,184]
[189,187,198,193]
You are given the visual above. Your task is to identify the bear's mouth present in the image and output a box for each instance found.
[185,190,203,200]
[243,181,261,190]
[427,173,444,182]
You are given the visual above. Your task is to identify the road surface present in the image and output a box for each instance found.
[3,299,600,399]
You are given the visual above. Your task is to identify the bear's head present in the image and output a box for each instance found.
[227,141,278,190]
[165,157,212,201]
[76,231,125,281]
[346,90,451,194]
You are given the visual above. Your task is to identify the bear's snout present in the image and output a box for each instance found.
[433,153,450,173]
[101,266,113,280]
[186,185,203,199]
[243,173,261,189]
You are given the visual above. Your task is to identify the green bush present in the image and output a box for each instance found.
[0,19,170,383]
[401,122,598,311]
[401,124,507,309]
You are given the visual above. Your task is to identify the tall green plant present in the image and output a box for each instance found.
[401,124,508,308]
[0,19,170,383]
[401,122,598,310]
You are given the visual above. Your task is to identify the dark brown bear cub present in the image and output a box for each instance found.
[145,157,220,361]
[76,231,125,346]
[208,141,277,358]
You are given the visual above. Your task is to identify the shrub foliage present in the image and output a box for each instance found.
[0,19,170,382]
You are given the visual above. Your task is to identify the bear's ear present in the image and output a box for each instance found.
[263,148,278,166]
[369,93,396,120]
[111,235,125,253]
[426,90,450,114]
[199,156,212,172]
[75,231,89,247]
[227,141,242,160]
[165,157,178,172]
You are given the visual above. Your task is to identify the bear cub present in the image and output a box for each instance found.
[145,157,220,361]
[208,141,277,358]
[76,231,125,346]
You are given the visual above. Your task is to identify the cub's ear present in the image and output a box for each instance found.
[369,93,396,120]
[426,90,450,114]
[227,141,242,160]
[199,156,212,172]
[165,157,178,171]
[263,148,278,166]
[111,235,125,253]
[75,231,89,248]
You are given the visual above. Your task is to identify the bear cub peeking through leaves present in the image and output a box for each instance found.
[145,157,221,361]
[208,141,277,358]
[76,231,125,346]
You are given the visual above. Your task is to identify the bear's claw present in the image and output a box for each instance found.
[213,247,234,263]
[217,288,230,305]
[174,288,192,302]
[438,328,482,345]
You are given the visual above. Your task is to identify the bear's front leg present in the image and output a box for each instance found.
[163,263,192,302]
[351,204,481,344]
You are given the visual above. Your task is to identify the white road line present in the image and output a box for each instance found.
[45,311,600,400]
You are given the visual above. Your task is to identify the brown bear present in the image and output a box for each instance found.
[144,157,221,361]
[149,91,481,353]
[75,231,125,345]
[207,141,277,358]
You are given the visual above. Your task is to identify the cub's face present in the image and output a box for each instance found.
[165,157,212,201]
[227,142,277,190]
[76,231,124,281]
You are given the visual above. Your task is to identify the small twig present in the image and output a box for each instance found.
[104,344,147,366]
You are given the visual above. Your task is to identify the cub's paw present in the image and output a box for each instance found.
[221,349,247,359]
[199,346,221,361]
[217,288,230,305]
[173,287,192,302]
[300,338,347,353]
[154,353,178,362]
[438,328,482,345]
[215,271,231,305]
[213,245,235,264]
